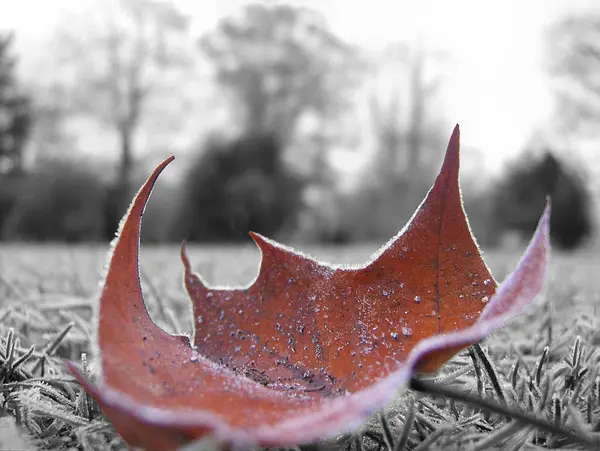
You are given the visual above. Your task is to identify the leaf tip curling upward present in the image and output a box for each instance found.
[441,123,460,179]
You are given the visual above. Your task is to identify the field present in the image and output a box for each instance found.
[1,242,600,450]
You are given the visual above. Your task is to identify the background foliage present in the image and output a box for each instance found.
[0,1,596,250]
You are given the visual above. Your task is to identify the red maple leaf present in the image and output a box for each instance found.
[67,125,550,450]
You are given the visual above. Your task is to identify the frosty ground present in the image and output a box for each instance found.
[0,242,599,450]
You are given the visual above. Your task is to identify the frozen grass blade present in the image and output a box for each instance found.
[409,377,598,448]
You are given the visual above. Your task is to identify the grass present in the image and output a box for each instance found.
[0,242,600,450]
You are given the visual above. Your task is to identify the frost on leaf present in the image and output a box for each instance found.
[67,125,550,450]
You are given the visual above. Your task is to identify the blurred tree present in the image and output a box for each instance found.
[547,13,600,136]
[404,42,448,171]
[352,40,451,241]
[176,133,304,242]
[491,151,592,250]
[196,3,363,243]
[2,159,106,242]
[199,2,362,144]
[0,32,32,175]
[370,90,402,182]
[55,0,190,234]
[28,84,77,165]
[370,40,450,178]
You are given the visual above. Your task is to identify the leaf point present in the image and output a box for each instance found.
[180,241,191,272]
[369,124,463,266]
[249,231,283,258]
[441,123,460,183]
[97,155,175,367]
[249,231,268,247]
[180,240,208,293]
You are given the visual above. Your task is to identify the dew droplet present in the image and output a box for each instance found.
[481,296,489,303]
[189,350,200,362]
[484,278,492,286]
[390,332,399,340]
[196,316,203,324]
[400,282,405,289]
[414,295,421,304]
[402,326,413,337]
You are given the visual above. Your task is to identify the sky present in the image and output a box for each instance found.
[0,0,596,175]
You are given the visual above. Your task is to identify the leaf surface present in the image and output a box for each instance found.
[68,125,550,449]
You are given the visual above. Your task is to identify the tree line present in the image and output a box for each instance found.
[0,1,595,250]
